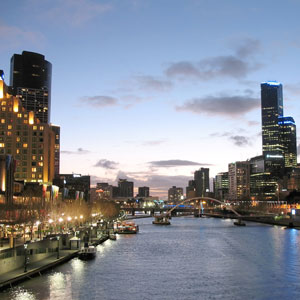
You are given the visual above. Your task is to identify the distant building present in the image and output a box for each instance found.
[118,178,134,197]
[186,180,196,199]
[54,174,90,202]
[138,186,150,197]
[249,156,277,201]
[10,51,52,123]
[278,116,297,169]
[168,186,183,203]
[194,168,209,197]
[214,172,228,200]
[228,161,250,201]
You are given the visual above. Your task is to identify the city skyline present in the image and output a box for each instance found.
[1,1,300,197]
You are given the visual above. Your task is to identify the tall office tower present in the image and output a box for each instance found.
[214,172,229,200]
[118,178,134,197]
[278,116,297,169]
[194,168,209,197]
[261,81,285,174]
[50,124,60,175]
[168,186,183,203]
[10,51,52,123]
[138,186,150,197]
[228,161,250,201]
[0,78,55,184]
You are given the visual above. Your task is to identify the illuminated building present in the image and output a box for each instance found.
[249,156,277,201]
[53,174,90,202]
[194,168,209,197]
[0,77,55,184]
[261,81,297,176]
[118,178,134,197]
[138,186,150,197]
[278,116,297,169]
[168,186,183,203]
[0,155,15,205]
[228,161,250,201]
[50,124,60,175]
[10,51,52,123]
[214,172,228,200]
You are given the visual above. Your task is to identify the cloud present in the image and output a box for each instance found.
[141,140,166,146]
[94,159,119,169]
[134,75,173,92]
[298,144,300,156]
[0,23,45,51]
[229,135,251,147]
[61,148,90,154]
[30,0,112,27]
[176,94,260,117]
[248,120,260,126]
[149,160,212,168]
[165,38,262,80]
[80,96,118,107]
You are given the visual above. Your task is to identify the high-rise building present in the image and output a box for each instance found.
[10,51,52,123]
[194,168,209,197]
[0,78,55,184]
[168,186,183,203]
[186,180,196,199]
[50,124,60,175]
[118,178,134,197]
[214,172,229,200]
[138,186,150,197]
[228,161,250,201]
[278,116,297,169]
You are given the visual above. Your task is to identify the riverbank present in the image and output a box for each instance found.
[0,235,109,291]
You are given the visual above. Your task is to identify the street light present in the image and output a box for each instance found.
[24,243,28,272]
[57,236,60,259]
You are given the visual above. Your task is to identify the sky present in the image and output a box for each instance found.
[1,0,300,198]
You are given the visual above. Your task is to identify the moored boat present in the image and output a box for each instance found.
[152,215,171,225]
[116,221,139,234]
[78,245,97,259]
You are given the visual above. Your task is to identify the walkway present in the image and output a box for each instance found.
[0,249,78,290]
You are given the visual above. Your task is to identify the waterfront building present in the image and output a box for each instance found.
[53,174,90,202]
[138,186,150,197]
[0,78,55,184]
[249,155,277,201]
[10,51,52,124]
[0,155,15,205]
[228,161,250,201]
[168,186,183,203]
[214,172,229,200]
[194,168,209,197]
[186,180,196,199]
[278,116,297,169]
[118,178,134,198]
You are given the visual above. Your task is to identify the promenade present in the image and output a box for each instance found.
[0,249,78,290]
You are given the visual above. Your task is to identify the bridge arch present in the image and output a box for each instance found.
[167,197,241,217]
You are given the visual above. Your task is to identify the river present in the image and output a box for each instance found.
[1,216,300,300]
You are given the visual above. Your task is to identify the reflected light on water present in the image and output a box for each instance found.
[71,258,85,276]
[10,288,36,300]
[49,272,65,290]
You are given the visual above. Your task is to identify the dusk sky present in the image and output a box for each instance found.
[1,0,300,198]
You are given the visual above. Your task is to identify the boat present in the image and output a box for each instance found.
[116,221,139,234]
[109,233,117,240]
[152,215,171,225]
[234,220,246,226]
[78,245,97,259]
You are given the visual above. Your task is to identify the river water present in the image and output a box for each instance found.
[1,217,300,300]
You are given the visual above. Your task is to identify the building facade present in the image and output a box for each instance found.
[214,172,229,200]
[138,186,150,197]
[228,161,250,201]
[10,51,52,124]
[194,168,209,197]
[0,78,55,184]
[118,179,134,198]
[168,186,183,203]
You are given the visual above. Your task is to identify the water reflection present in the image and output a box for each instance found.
[9,287,36,300]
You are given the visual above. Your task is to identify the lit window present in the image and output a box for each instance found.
[17,113,22,118]
[16,149,20,154]
[1,107,6,111]
[33,126,37,130]
[16,137,20,142]
[32,174,36,178]
[32,155,36,160]
[23,143,28,148]
[32,168,36,172]
[7,125,12,130]
[0,143,4,147]
[39,126,44,130]
[7,132,11,136]
[1,119,5,124]
[38,162,43,167]
[1,101,6,106]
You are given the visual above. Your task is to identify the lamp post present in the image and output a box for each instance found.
[24,243,28,272]
[57,236,60,259]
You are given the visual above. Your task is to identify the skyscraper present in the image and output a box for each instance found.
[10,51,52,123]
[118,178,134,197]
[261,81,297,176]
[194,168,209,197]
[278,116,297,169]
